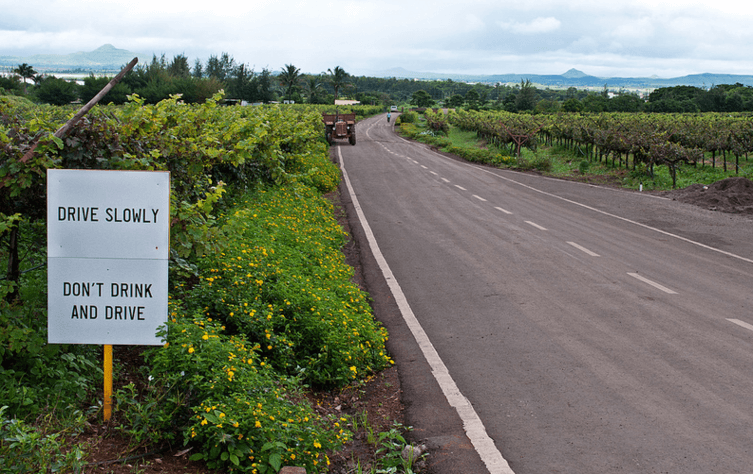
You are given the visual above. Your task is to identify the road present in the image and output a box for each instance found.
[335,113,753,474]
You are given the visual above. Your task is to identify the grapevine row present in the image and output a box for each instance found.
[449,110,753,186]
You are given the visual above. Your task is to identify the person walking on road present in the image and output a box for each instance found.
[387,112,391,123]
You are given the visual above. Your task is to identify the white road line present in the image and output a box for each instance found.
[627,273,678,294]
[421,165,428,169]
[442,178,451,183]
[464,163,753,266]
[337,146,514,474]
[727,319,753,332]
[567,241,600,257]
[430,171,438,175]
[473,194,487,202]
[495,206,513,215]
[525,221,547,231]
[455,185,467,191]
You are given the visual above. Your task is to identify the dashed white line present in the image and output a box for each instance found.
[495,206,513,215]
[430,171,438,176]
[455,184,467,191]
[627,273,677,294]
[728,319,753,332]
[567,241,600,257]
[473,194,487,202]
[441,178,451,183]
[525,221,547,231]
[421,165,428,169]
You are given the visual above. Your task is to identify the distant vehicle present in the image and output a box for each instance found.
[390,105,398,112]
[322,112,356,145]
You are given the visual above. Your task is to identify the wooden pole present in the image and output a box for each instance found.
[104,344,113,422]
[20,57,139,164]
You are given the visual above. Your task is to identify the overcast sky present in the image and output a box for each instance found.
[2,0,753,78]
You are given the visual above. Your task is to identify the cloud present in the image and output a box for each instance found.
[497,17,562,35]
[3,0,753,78]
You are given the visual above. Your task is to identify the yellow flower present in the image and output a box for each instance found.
[255,421,262,428]
[188,347,195,354]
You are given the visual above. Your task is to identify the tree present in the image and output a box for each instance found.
[279,64,301,99]
[562,97,583,112]
[465,89,481,110]
[411,90,435,108]
[80,75,130,105]
[446,94,464,108]
[228,63,254,100]
[34,76,78,105]
[327,66,350,99]
[192,58,204,79]
[305,76,323,104]
[0,75,22,95]
[168,54,191,78]
[13,63,36,94]
[515,79,539,112]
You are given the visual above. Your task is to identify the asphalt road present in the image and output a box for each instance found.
[335,114,753,474]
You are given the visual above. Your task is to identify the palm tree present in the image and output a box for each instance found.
[13,63,36,94]
[305,76,322,104]
[326,66,349,100]
[279,64,301,99]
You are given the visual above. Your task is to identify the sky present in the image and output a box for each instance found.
[2,0,753,78]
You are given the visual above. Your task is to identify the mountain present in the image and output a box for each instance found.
[0,44,140,72]
[359,67,753,89]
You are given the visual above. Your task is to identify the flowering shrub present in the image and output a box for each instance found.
[182,184,392,388]
[148,310,345,473]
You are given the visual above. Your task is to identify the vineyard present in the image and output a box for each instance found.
[0,94,387,473]
[414,109,753,189]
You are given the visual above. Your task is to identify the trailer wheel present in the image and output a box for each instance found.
[326,131,333,145]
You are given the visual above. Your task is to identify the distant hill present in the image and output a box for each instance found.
[359,67,753,89]
[0,44,140,73]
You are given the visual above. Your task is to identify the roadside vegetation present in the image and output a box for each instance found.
[0,95,423,473]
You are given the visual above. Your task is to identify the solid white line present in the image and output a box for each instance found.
[495,206,513,215]
[727,319,753,332]
[337,146,514,474]
[627,272,678,294]
[473,194,487,202]
[525,221,547,231]
[567,241,600,257]
[455,184,467,191]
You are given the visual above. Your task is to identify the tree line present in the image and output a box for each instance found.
[4,55,753,114]
[0,55,355,106]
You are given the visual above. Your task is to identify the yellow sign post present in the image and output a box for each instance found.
[104,344,113,421]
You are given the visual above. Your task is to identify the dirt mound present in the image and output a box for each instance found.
[661,177,753,214]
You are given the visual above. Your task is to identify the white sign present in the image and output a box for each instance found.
[47,169,170,345]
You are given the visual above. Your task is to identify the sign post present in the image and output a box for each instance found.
[47,169,170,420]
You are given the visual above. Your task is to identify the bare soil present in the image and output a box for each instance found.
[658,176,753,214]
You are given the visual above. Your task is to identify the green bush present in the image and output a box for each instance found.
[396,111,418,124]
[182,184,391,388]
[142,312,346,473]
